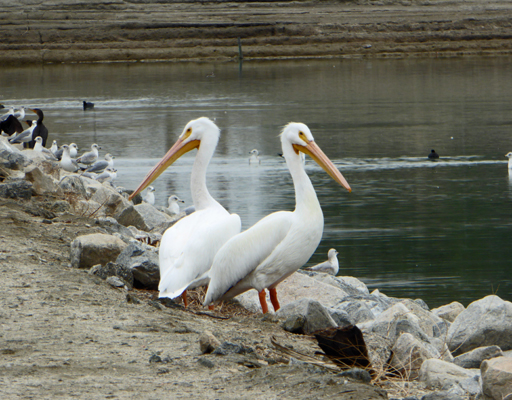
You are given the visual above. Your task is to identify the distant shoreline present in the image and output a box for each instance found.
[1,0,512,66]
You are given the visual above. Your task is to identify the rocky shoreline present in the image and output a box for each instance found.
[2,136,512,399]
[1,0,512,65]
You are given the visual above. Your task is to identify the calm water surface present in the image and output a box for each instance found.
[2,58,512,308]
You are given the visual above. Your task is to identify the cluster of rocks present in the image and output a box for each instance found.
[3,137,512,400]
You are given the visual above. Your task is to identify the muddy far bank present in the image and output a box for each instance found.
[1,0,512,66]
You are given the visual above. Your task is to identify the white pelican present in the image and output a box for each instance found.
[143,186,156,205]
[77,143,101,165]
[304,248,339,275]
[128,117,241,306]
[506,152,512,169]
[167,195,184,216]
[249,149,261,164]
[204,122,351,313]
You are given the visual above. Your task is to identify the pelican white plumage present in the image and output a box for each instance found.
[128,117,241,306]
[506,152,512,169]
[204,122,351,313]
[304,248,339,275]
[167,195,184,216]
[143,186,156,205]
[249,149,261,164]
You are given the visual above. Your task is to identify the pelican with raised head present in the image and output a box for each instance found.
[128,117,241,306]
[204,122,351,313]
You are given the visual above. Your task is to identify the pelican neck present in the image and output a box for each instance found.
[190,138,220,210]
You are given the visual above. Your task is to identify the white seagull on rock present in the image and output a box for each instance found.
[304,248,339,275]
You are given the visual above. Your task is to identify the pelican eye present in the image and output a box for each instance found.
[298,131,309,143]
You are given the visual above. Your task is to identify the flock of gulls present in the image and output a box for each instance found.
[3,102,511,314]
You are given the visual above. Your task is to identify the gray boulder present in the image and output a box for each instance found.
[328,308,353,327]
[389,333,441,379]
[0,180,32,200]
[235,272,351,313]
[332,299,375,324]
[454,346,504,369]
[59,175,87,198]
[276,298,338,334]
[447,295,512,355]
[359,300,444,345]
[89,261,134,289]
[299,270,369,296]
[24,165,60,196]
[134,203,174,232]
[481,356,512,400]
[199,331,221,354]
[70,233,127,269]
[115,205,149,231]
[419,359,481,396]
[431,301,465,323]
[0,148,29,170]
[115,241,160,289]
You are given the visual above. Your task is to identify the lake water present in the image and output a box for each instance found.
[2,57,512,308]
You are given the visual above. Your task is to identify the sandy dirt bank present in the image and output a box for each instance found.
[1,0,512,65]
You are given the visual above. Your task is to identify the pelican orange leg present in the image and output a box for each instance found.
[182,289,188,307]
[269,287,280,311]
[258,289,269,314]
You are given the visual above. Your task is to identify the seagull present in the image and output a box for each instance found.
[204,122,351,313]
[249,149,261,164]
[77,143,101,165]
[95,168,117,183]
[166,195,185,216]
[127,117,242,307]
[55,143,79,160]
[83,101,95,110]
[60,145,80,172]
[33,137,56,159]
[9,120,37,144]
[143,186,156,205]
[83,153,114,174]
[428,149,439,159]
[50,140,59,156]
[506,152,512,169]
[304,248,339,275]
[13,106,25,121]
[0,107,14,122]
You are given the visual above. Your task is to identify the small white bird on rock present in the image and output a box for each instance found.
[166,195,185,216]
[304,248,339,275]
[143,186,156,205]
[60,144,80,172]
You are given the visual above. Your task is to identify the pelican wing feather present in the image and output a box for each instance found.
[158,208,241,299]
[204,211,294,305]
